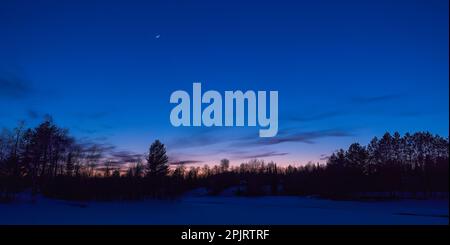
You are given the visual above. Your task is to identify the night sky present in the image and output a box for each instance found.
[1,0,448,166]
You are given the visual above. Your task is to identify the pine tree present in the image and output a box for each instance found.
[146,140,169,177]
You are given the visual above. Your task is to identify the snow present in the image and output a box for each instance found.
[0,190,448,224]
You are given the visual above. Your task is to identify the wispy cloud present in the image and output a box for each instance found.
[167,128,234,149]
[166,126,353,165]
[78,141,117,156]
[240,129,354,146]
[169,160,204,165]
[77,140,144,167]
[231,151,289,159]
[27,109,40,119]
[0,76,33,99]
[110,150,143,163]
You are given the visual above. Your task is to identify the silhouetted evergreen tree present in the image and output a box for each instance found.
[146,140,169,177]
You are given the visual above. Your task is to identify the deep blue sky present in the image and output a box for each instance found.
[1,0,448,165]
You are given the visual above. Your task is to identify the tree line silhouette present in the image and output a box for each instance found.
[0,118,448,201]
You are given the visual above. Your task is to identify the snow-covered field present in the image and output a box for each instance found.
[0,190,448,225]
